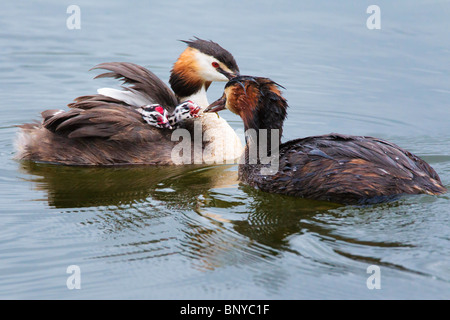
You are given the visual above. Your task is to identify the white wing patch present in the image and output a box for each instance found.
[97,88,154,107]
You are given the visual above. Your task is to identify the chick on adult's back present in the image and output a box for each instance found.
[15,38,243,165]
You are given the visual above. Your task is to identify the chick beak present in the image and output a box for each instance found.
[158,118,172,130]
[205,94,227,113]
[161,122,173,130]
[189,105,201,117]
[225,71,239,80]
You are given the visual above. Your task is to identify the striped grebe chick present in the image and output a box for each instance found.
[205,76,447,205]
[137,100,201,129]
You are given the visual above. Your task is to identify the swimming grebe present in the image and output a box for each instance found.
[205,76,447,204]
[15,38,243,165]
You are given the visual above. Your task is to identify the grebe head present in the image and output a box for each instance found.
[169,38,240,102]
[205,76,287,131]
[180,38,239,81]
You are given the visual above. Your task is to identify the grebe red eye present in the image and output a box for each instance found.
[212,62,220,68]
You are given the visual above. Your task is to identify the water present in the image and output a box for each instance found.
[1,0,449,299]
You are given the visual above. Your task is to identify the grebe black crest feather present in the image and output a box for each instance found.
[181,37,239,74]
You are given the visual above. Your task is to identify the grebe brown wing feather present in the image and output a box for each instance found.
[42,105,162,141]
[295,133,441,181]
[67,94,129,109]
[91,62,178,110]
[18,106,174,165]
[262,133,447,203]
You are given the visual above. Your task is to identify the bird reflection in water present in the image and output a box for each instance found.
[20,162,401,275]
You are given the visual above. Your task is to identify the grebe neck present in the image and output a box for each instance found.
[241,94,288,164]
[243,90,287,145]
[177,82,211,108]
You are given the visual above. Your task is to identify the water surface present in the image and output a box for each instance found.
[0,0,449,299]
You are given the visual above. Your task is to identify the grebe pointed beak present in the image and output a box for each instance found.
[205,95,227,113]
[217,68,239,80]
[160,121,173,130]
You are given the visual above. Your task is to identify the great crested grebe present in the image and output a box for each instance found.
[15,38,243,165]
[205,76,447,205]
